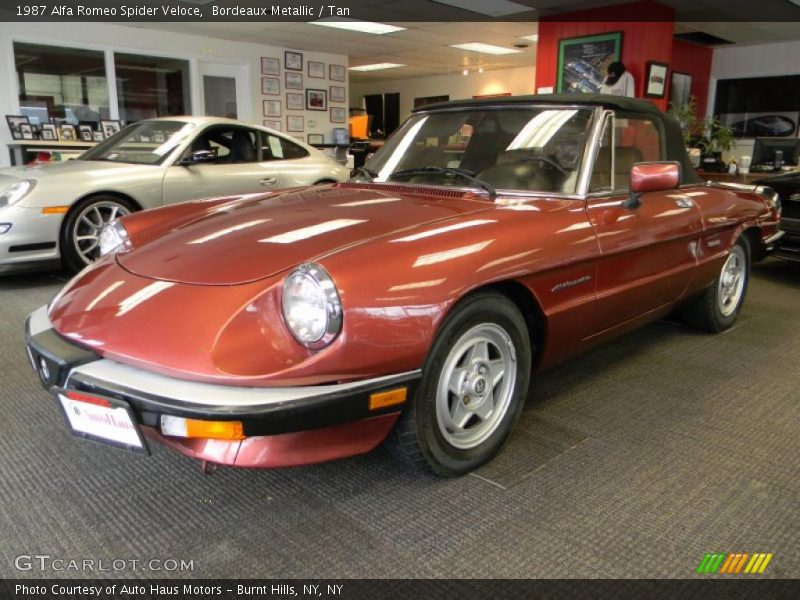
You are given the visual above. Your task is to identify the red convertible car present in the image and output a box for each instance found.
[25,96,783,476]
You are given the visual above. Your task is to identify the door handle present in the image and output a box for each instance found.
[260,177,277,186]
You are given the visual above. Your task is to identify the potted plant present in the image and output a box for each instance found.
[697,117,736,172]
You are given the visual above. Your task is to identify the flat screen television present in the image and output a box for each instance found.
[752,137,800,167]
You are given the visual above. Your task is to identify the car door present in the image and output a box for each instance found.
[584,111,702,335]
[161,124,283,204]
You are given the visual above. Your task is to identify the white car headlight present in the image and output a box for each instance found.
[281,263,342,348]
[0,180,35,207]
[98,219,132,257]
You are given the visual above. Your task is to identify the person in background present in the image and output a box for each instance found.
[600,61,635,97]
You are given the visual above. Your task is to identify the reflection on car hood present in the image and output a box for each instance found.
[117,184,490,285]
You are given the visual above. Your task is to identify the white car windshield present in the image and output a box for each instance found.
[359,107,595,195]
[81,121,196,165]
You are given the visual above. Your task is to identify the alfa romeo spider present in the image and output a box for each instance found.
[25,95,783,476]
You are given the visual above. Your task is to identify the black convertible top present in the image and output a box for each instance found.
[413,93,700,185]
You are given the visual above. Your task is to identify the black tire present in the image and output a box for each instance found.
[681,235,750,333]
[60,195,135,273]
[389,292,532,476]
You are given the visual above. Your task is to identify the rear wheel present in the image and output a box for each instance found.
[390,292,531,476]
[682,236,750,332]
[61,195,134,272]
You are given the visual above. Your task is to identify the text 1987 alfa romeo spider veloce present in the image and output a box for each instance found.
[25,96,783,476]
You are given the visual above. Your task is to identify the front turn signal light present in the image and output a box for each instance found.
[369,387,407,410]
[160,415,245,441]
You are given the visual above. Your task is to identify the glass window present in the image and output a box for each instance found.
[182,126,259,165]
[261,132,309,160]
[115,53,191,123]
[81,120,195,165]
[14,42,109,126]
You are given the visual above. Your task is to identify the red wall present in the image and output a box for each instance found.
[535,1,675,111]
[670,39,713,118]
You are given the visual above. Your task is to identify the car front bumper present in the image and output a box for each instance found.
[25,306,420,468]
[0,204,63,273]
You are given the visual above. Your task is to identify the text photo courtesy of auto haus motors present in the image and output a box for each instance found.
[0,0,798,594]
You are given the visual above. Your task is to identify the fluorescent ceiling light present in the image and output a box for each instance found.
[432,0,533,17]
[311,20,406,35]
[349,63,405,72]
[521,34,539,42]
[450,43,522,55]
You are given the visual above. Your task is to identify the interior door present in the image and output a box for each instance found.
[199,61,249,120]
[162,125,283,205]
[585,112,702,334]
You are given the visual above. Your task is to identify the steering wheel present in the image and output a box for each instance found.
[533,156,569,178]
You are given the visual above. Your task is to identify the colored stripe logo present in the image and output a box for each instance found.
[696,553,773,574]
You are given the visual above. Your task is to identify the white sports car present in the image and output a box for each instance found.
[0,116,349,273]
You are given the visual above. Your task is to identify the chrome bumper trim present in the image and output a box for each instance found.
[764,230,786,245]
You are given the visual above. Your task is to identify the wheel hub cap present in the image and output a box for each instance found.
[717,246,745,317]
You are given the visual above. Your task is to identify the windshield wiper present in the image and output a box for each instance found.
[351,166,378,182]
[388,166,496,198]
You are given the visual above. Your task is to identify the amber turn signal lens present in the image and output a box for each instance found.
[368,387,407,411]
[41,206,70,214]
[160,415,245,441]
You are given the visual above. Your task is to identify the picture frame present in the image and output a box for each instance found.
[330,86,346,103]
[263,100,281,118]
[263,119,282,131]
[286,114,304,133]
[261,57,280,76]
[58,125,77,141]
[645,61,669,98]
[262,77,280,96]
[286,92,304,111]
[6,115,30,140]
[669,71,692,111]
[285,50,303,72]
[93,131,104,142]
[308,61,325,79]
[307,133,324,145]
[100,120,122,138]
[40,123,57,141]
[20,123,34,140]
[285,71,303,90]
[306,89,327,111]
[78,125,94,142]
[330,107,346,123]
[556,31,623,94]
[329,64,346,82]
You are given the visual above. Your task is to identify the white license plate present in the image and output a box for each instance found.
[56,390,148,454]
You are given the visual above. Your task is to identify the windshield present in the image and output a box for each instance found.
[80,120,196,165]
[360,107,594,194]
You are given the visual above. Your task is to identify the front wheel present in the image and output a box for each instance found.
[682,235,750,333]
[61,196,134,273]
[390,292,532,476]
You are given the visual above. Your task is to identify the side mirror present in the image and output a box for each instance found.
[625,162,681,208]
[180,149,216,166]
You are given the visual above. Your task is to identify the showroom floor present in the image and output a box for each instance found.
[0,259,797,579]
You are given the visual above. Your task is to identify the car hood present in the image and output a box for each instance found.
[0,159,155,185]
[117,185,491,285]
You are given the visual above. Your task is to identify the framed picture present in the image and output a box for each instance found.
[308,61,325,79]
[330,86,346,103]
[286,115,304,133]
[556,31,623,94]
[285,50,303,72]
[307,133,324,145]
[261,57,279,76]
[6,115,30,140]
[669,71,692,110]
[263,100,281,118]
[286,92,304,111]
[263,119,282,131]
[285,72,303,90]
[78,125,94,142]
[330,107,346,123]
[100,120,122,138]
[20,123,34,140]
[40,123,57,141]
[329,64,346,82]
[645,61,669,98]
[59,125,77,141]
[306,89,327,111]
[333,127,349,145]
[262,77,280,96]
[93,131,104,142]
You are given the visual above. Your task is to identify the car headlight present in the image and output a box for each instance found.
[98,219,132,257]
[0,180,35,208]
[281,263,342,348]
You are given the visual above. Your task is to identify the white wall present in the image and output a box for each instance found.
[350,65,535,123]
[0,23,348,167]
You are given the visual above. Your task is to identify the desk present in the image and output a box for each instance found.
[8,140,95,165]
[697,169,798,185]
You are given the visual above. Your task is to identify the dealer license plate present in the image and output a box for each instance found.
[54,389,148,454]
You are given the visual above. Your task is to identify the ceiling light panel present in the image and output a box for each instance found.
[311,20,406,35]
[349,63,405,71]
[450,43,522,55]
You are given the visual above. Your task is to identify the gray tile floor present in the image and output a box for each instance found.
[0,259,797,579]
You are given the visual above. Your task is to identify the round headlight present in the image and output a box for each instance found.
[0,180,35,207]
[281,263,342,348]
[98,219,131,257]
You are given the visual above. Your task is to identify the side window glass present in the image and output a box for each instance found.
[261,133,309,161]
[589,115,613,193]
[611,115,665,190]
[187,127,257,164]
